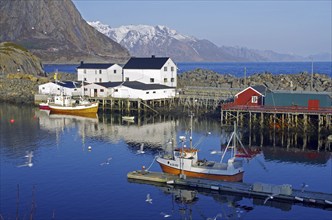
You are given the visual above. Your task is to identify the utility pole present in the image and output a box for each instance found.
[244,67,247,88]
[311,57,313,91]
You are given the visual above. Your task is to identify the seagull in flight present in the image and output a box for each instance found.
[301,183,309,192]
[264,193,278,204]
[207,213,222,220]
[210,150,223,155]
[145,193,152,204]
[160,212,171,218]
[18,151,34,167]
[100,157,112,166]
[136,143,145,154]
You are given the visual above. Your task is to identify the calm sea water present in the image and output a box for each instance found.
[44,62,332,77]
[1,103,331,220]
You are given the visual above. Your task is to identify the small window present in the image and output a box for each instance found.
[252,96,258,103]
[125,77,129,81]
[100,89,104,92]
[84,88,88,91]
[95,70,97,74]
[99,78,102,82]
[84,69,86,74]
[150,78,154,83]
[146,92,149,94]
[164,67,167,71]
[99,70,102,74]
[171,66,174,72]
[84,78,87,81]
[164,78,168,83]
[113,70,117,74]
[114,89,118,92]
[171,78,174,82]
[42,87,45,89]
[153,91,156,94]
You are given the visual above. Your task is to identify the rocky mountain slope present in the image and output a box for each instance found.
[0,42,44,76]
[88,21,330,62]
[0,0,130,64]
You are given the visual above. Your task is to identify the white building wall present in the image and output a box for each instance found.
[38,82,79,96]
[123,58,177,87]
[77,65,123,83]
[84,84,112,97]
[112,86,176,100]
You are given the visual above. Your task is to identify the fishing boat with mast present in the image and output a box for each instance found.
[156,115,249,182]
[48,74,99,115]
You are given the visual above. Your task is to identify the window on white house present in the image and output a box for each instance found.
[114,89,118,92]
[99,78,102,82]
[164,78,168,83]
[95,70,97,74]
[153,91,156,94]
[164,67,167,71]
[171,66,174,72]
[100,89,104,92]
[150,78,154,83]
[84,69,86,74]
[84,78,87,81]
[125,77,129,81]
[171,78,174,82]
[99,70,102,74]
[252,96,258,103]
[114,70,117,74]
[146,92,149,94]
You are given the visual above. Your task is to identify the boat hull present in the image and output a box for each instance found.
[49,103,99,115]
[157,161,243,182]
[39,103,51,110]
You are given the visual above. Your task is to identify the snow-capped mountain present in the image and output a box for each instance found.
[88,21,327,62]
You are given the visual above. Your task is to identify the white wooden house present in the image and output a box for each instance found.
[38,81,81,96]
[123,56,177,87]
[84,81,176,100]
[77,61,123,83]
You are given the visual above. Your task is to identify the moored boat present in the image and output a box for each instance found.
[48,94,99,115]
[156,115,248,182]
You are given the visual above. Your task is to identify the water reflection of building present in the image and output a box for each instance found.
[36,110,179,152]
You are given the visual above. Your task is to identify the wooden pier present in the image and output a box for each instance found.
[127,170,332,208]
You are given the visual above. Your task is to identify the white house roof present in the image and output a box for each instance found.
[123,56,169,69]
[76,62,116,69]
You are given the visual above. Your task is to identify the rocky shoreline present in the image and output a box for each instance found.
[0,69,331,105]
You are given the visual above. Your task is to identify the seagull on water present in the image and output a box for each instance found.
[301,183,309,192]
[160,212,171,218]
[136,143,145,155]
[145,193,152,204]
[17,151,34,167]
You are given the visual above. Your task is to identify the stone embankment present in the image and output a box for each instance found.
[178,68,332,92]
[0,73,76,104]
[0,68,331,105]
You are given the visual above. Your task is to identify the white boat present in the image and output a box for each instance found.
[156,115,248,182]
[48,94,99,116]
[122,116,135,121]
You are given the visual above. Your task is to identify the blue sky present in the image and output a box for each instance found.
[73,0,331,56]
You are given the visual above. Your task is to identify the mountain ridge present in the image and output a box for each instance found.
[88,21,331,62]
[0,0,130,64]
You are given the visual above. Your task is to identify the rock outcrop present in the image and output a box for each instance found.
[0,42,44,76]
[0,0,130,64]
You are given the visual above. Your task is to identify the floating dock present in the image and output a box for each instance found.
[127,170,332,208]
